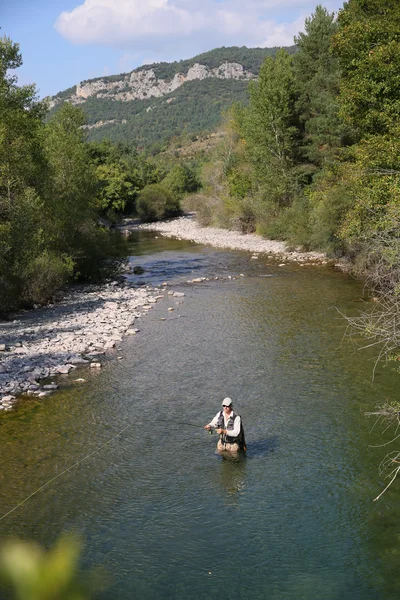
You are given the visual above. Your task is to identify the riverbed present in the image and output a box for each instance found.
[1,231,400,599]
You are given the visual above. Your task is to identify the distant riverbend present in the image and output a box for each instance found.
[122,212,330,264]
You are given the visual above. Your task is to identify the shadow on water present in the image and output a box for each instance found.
[246,435,279,458]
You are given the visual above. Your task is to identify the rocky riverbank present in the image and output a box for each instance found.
[0,281,170,411]
[122,212,329,264]
[0,213,332,412]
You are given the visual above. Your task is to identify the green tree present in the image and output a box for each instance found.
[0,36,48,309]
[333,0,400,136]
[293,5,346,167]
[136,183,181,222]
[162,163,201,199]
[244,49,300,212]
[42,103,108,280]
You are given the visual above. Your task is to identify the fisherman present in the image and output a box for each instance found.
[204,397,246,454]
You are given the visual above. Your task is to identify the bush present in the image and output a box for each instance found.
[162,164,201,199]
[136,184,181,222]
[22,250,74,305]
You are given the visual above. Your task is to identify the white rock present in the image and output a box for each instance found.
[56,364,74,374]
[90,362,102,368]
[104,340,116,349]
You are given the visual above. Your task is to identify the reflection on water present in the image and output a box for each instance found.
[214,455,247,505]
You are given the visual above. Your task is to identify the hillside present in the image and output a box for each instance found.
[48,45,296,150]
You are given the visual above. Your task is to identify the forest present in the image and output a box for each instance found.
[85,79,251,150]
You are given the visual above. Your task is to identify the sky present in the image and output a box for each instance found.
[2,0,345,98]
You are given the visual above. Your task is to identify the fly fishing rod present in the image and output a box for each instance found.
[176,421,217,434]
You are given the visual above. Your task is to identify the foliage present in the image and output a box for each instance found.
[244,49,300,212]
[0,36,124,312]
[162,163,201,199]
[293,5,346,166]
[0,535,99,600]
[136,184,181,222]
[333,0,400,136]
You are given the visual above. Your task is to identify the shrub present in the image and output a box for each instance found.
[22,250,74,305]
[136,184,181,222]
[162,164,201,198]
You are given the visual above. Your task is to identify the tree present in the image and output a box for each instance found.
[162,164,201,199]
[136,184,181,222]
[293,5,346,167]
[0,36,48,309]
[244,49,300,211]
[333,0,400,136]
[42,102,103,279]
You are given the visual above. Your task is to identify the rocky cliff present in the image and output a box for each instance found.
[50,61,255,109]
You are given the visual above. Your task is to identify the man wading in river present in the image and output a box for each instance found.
[204,397,246,455]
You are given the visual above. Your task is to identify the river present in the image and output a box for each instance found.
[1,231,400,599]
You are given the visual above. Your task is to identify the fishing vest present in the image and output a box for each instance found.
[216,410,243,446]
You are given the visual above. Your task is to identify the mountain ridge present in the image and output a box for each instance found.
[49,45,297,150]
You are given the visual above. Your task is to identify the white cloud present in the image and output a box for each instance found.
[55,0,344,53]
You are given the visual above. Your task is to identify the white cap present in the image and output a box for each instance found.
[222,397,233,407]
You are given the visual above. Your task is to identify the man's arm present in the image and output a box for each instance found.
[204,412,220,430]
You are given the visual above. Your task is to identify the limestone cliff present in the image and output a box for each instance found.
[50,61,254,109]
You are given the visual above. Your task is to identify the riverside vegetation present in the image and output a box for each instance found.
[0,35,200,314]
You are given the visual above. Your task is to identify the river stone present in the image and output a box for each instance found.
[90,362,102,368]
[69,357,89,365]
[0,344,5,351]
[104,340,116,349]
[42,384,59,390]
[56,364,74,374]
[2,395,15,402]
[133,266,145,274]
[173,292,185,297]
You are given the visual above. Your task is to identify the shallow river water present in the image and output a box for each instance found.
[1,232,400,599]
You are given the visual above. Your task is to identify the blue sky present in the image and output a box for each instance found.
[2,0,345,98]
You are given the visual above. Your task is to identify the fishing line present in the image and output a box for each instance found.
[0,423,132,523]
[0,419,216,522]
